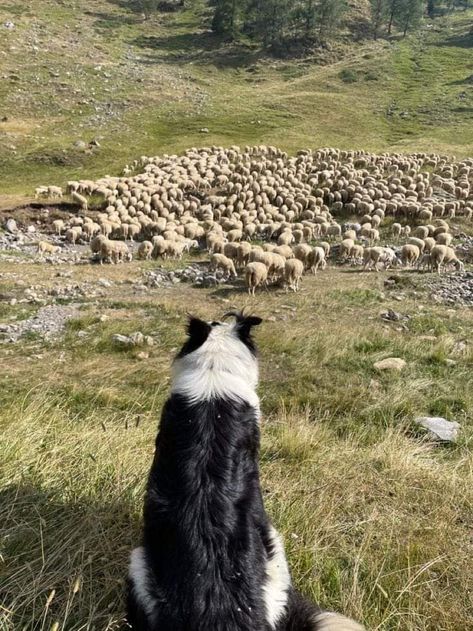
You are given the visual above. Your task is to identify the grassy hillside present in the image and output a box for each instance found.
[1,258,473,630]
[0,0,472,201]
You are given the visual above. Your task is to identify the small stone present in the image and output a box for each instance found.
[98,278,113,288]
[415,416,460,442]
[99,314,109,322]
[418,335,437,342]
[445,359,456,367]
[374,357,406,371]
[9,298,17,306]
[136,351,149,360]
[267,316,276,322]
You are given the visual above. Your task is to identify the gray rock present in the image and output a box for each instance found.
[5,218,17,233]
[97,278,113,288]
[112,334,132,346]
[415,416,460,442]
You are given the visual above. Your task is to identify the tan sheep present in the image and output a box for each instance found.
[245,262,268,296]
[340,238,355,259]
[71,191,88,211]
[293,243,312,268]
[52,219,65,235]
[65,226,82,244]
[430,245,464,274]
[137,241,153,260]
[37,241,60,255]
[308,246,327,274]
[210,253,237,278]
[284,258,304,292]
[401,244,420,267]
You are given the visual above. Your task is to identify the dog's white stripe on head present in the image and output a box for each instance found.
[128,546,158,623]
[172,321,260,407]
[263,526,291,628]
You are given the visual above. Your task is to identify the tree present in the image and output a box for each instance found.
[317,0,347,40]
[136,0,159,19]
[385,0,400,34]
[244,0,296,48]
[426,0,437,18]
[211,0,242,37]
[396,0,424,36]
[369,0,387,39]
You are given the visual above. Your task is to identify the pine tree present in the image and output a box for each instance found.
[396,0,424,36]
[317,0,347,40]
[369,0,387,40]
[211,0,241,37]
[385,0,400,34]
[136,0,160,19]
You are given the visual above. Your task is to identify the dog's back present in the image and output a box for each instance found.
[127,315,364,631]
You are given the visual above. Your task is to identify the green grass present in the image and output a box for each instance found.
[0,1,472,199]
[1,260,472,630]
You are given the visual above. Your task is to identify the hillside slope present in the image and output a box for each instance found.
[0,0,472,200]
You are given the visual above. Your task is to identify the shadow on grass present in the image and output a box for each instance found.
[131,33,264,68]
[0,483,141,628]
[429,31,473,49]
[85,10,142,30]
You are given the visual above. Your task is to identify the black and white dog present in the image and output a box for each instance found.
[127,312,364,631]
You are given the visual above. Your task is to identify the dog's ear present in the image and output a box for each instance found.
[234,314,262,353]
[177,316,211,358]
[187,316,211,343]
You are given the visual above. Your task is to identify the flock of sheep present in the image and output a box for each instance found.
[35,145,472,293]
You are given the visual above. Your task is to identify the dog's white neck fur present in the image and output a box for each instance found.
[171,322,260,408]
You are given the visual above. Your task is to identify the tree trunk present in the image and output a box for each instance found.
[388,8,394,34]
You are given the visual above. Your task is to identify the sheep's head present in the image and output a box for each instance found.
[172,311,263,405]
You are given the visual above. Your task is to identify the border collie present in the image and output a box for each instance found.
[127,312,364,631]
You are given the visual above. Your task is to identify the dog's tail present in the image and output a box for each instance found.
[285,591,365,631]
[312,612,365,631]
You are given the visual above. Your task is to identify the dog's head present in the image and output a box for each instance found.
[172,312,263,404]
[177,311,262,359]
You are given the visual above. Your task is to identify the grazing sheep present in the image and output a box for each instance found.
[401,244,420,267]
[308,246,327,274]
[71,191,88,211]
[65,226,82,244]
[430,245,464,274]
[210,253,237,278]
[284,258,304,292]
[436,232,453,246]
[293,243,312,268]
[391,222,402,238]
[138,241,153,260]
[245,262,268,295]
[90,234,109,261]
[340,238,355,259]
[37,241,60,255]
[52,219,65,235]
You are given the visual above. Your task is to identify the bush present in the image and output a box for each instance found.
[339,68,358,83]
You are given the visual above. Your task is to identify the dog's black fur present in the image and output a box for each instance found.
[126,315,328,631]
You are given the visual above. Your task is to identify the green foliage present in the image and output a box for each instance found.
[339,68,358,83]
[369,0,387,39]
[135,0,160,18]
[396,0,425,36]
